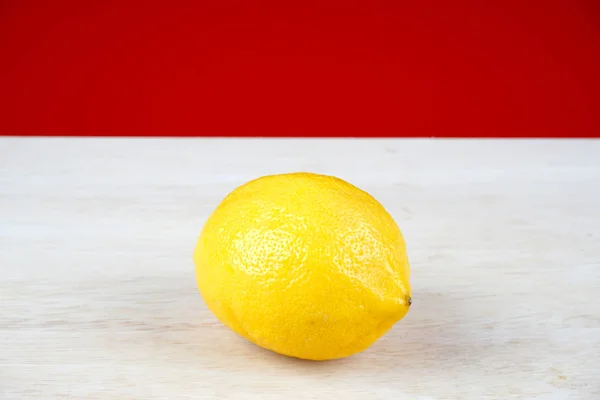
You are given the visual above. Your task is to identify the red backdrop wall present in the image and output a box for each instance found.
[1,1,599,137]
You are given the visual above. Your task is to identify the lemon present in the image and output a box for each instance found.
[193,173,411,360]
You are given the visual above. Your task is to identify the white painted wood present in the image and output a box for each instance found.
[1,138,599,400]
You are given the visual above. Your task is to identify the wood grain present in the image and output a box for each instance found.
[1,138,599,399]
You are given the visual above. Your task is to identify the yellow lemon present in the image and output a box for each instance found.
[193,172,411,360]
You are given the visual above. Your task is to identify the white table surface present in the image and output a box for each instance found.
[1,138,599,400]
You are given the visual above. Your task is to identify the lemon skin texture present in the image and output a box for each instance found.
[193,173,411,360]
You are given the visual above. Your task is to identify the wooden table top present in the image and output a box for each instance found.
[1,138,599,399]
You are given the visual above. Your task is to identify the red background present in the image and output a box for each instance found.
[1,1,599,137]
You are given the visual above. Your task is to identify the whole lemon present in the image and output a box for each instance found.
[193,173,411,360]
